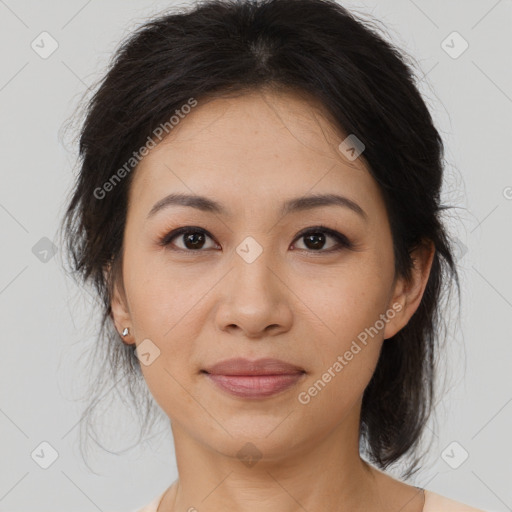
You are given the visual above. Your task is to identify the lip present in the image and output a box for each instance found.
[203,357,305,376]
[202,358,306,399]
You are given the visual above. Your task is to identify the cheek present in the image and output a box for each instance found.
[124,251,206,338]
[123,252,214,387]
[296,257,392,396]
[299,287,386,418]
[297,265,392,344]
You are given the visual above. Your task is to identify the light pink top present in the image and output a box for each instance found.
[134,489,489,511]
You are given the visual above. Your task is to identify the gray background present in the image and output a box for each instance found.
[0,0,511,510]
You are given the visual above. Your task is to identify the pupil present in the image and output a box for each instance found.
[185,232,204,249]
[305,232,325,250]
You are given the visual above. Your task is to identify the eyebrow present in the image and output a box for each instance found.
[147,192,367,221]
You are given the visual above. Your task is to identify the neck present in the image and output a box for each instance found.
[160,403,393,512]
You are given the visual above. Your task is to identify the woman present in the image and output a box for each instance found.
[59,0,487,510]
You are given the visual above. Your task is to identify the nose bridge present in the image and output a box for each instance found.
[231,233,281,302]
[215,233,292,336]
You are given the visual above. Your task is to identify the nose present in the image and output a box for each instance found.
[214,245,293,339]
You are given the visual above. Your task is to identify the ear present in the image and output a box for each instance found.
[383,239,435,340]
[104,262,135,345]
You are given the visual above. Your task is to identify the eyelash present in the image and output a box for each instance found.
[157,225,354,254]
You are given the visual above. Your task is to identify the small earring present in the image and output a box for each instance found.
[121,327,130,337]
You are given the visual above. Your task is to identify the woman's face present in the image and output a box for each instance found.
[111,89,428,462]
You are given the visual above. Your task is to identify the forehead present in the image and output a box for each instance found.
[128,89,385,222]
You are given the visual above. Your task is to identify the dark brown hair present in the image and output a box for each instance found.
[58,0,460,478]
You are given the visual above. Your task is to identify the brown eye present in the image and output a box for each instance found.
[159,227,218,251]
[291,226,353,253]
[301,232,330,250]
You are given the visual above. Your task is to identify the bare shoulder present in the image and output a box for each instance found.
[366,465,488,512]
[424,490,489,512]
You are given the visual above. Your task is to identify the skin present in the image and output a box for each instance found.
[110,87,435,512]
